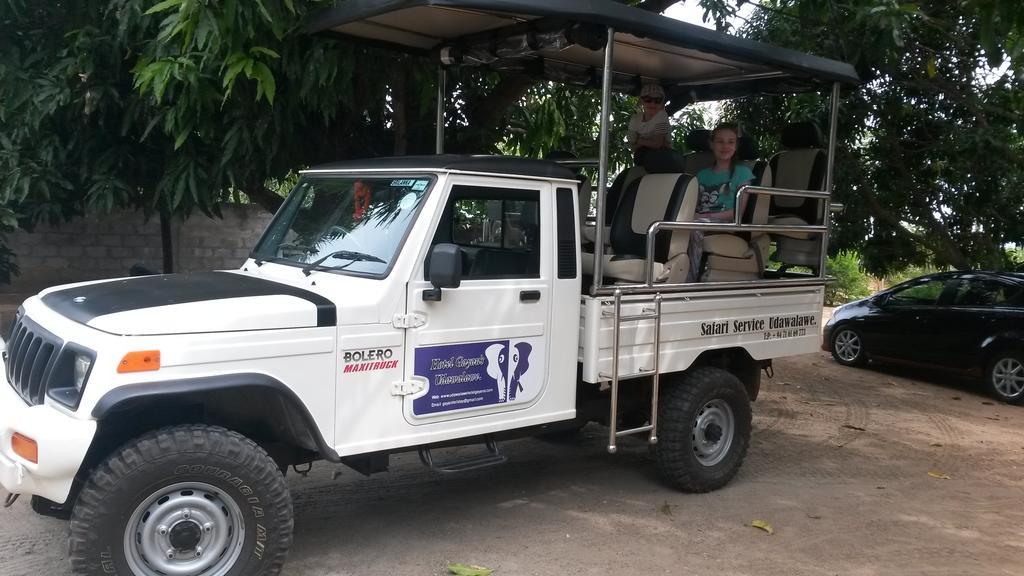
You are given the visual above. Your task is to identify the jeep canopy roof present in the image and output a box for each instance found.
[307,0,860,102]
[303,154,577,180]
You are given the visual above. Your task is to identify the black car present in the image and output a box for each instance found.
[823,271,1024,404]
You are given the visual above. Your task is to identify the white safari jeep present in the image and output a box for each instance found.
[0,1,859,574]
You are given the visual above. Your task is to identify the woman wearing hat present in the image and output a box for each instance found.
[627,83,672,153]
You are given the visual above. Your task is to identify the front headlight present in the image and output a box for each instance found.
[74,354,92,391]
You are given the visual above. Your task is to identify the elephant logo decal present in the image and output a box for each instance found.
[484,341,532,402]
[484,343,509,401]
[507,342,532,401]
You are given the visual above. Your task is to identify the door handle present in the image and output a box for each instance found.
[519,290,541,302]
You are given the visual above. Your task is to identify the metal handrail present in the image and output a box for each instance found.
[596,276,829,297]
[735,186,831,203]
[583,185,833,296]
[638,221,827,287]
[735,185,831,274]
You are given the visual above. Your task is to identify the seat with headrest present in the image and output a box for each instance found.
[737,136,766,185]
[636,147,688,174]
[603,165,647,227]
[682,129,714,175]
[582,173,697,283]
[763,122,828,270]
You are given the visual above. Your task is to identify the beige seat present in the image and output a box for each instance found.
[763,122,827,271]
[700,193,771,282]
[583,173,697,283]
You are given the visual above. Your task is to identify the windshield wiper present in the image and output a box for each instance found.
[301,250,385,276]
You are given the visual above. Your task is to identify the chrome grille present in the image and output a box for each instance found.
[5,311,63,405]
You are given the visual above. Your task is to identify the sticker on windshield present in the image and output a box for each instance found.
[390,179,418,187]
[398,192,418,210]
[412,338,544,415]
[411,180,428,191]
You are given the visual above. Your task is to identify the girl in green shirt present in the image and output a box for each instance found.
[688,123,755,281]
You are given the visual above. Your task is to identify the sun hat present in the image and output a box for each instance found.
[640,83,666,101]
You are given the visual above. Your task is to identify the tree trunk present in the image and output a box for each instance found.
[159,210,174,274]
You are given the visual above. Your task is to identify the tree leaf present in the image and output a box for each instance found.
[250,46,280,59]
[448,563,493,576]
[250,61,276,104]
[222,54,249,91]
[926,57,937,78]
[174,125,191,149]
[144,0,183,16]
[750,519,774,535]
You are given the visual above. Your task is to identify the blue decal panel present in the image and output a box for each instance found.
[413,338,541,416]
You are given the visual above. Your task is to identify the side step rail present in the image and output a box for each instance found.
[598,289,662,454]
[417,437,508,473]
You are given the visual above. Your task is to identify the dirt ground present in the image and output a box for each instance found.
[2,350,1023,576]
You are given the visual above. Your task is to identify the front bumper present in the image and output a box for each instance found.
[0,344,96,504]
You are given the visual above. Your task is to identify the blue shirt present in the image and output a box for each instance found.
[696,165,755,214]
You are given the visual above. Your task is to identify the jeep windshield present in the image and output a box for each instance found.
[252,174,433,276]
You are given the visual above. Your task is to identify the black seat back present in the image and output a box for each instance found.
[682,129,713,175]
[609,174,692,261]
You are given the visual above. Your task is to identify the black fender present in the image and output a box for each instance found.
[692,347,762,401]
[92,373,340,462]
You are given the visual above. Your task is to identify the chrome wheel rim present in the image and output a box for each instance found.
[692,399,735,467]
[124,482,245,576]
[992,357,1024,399]
[834,329,861,363]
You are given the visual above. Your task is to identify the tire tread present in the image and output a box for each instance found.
[68,424,292,576]
[655,367,752,493]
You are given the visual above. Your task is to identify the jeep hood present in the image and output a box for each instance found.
[40,271,336,336]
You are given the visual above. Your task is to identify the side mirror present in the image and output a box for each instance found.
[423,243,462,302]
[873,293,889,307]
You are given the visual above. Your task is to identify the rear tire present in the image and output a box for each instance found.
[830,326,867,366]
[69,424,293,576]
[985,351,1024,405]
[655,367,752,492]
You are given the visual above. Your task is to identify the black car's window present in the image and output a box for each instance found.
[951,279,1022,307]
[887,279,945,307]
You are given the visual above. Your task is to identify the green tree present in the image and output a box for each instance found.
[4,0,1024,284]
[719,0,1024,275]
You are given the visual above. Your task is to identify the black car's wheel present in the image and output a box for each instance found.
[69,425,293,576]
[655,367,752,493]
[985,351,1024,405]
[830,326,867,366]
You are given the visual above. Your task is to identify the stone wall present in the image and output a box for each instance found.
[2,204,274,296]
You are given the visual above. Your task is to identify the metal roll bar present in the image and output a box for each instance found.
[592,26,616,293]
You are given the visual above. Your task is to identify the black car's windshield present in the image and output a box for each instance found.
[253,175,432,276]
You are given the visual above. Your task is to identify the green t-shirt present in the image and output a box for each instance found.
[696,165,755,214]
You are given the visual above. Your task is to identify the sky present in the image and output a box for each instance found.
[664,1,758,32]
[661,2,760,121]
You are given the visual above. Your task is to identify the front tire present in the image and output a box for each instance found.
[69,425,293,576]
[655,367,752,492]
[986,351,1024,405]
[830,326,867,366]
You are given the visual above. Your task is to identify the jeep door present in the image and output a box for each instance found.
[401,177,555,426]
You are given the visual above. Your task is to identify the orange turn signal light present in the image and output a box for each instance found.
[118,350,161,373]
[12,433,38,464]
